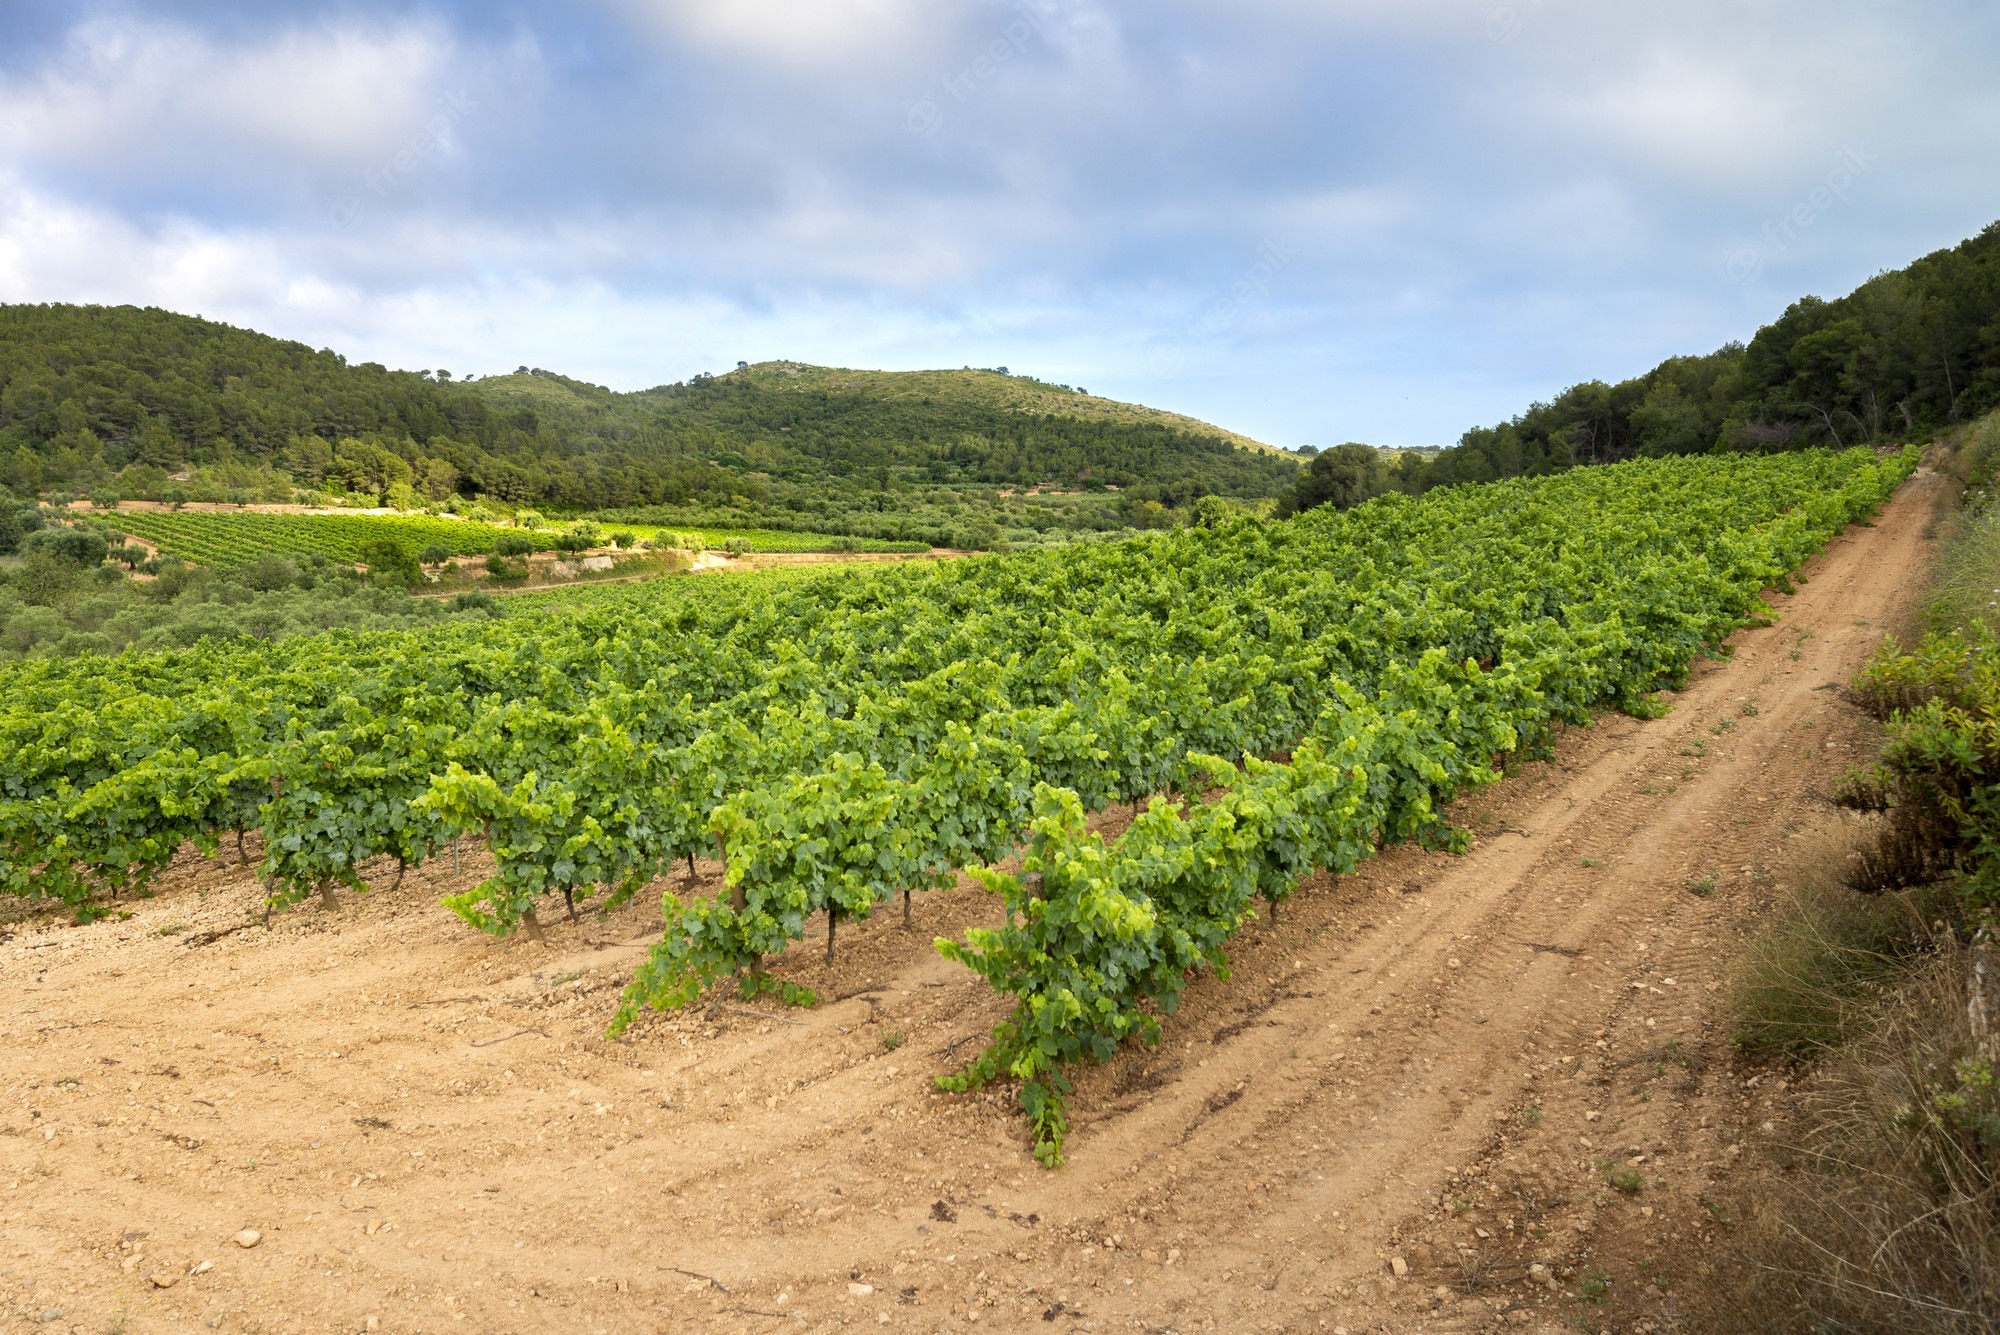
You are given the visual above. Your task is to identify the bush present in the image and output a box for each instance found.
[494,534,534,558]
[355,537,420,587]
[418,543,452,567]
[23,527,108,567]
[237,554,301,592]
[609,530,637,549]
[0,503,44,555]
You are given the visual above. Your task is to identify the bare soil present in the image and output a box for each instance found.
[0,473,1940,1335]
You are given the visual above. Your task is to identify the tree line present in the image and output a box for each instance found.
[0,305,1298,516]
[1282,219,2000,516]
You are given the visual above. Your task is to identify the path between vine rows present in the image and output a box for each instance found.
[0,469,1940,1335]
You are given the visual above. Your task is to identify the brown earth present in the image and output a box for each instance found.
[0,471,1940,1335]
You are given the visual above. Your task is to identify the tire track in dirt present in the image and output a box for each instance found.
[0,470,1936,1334]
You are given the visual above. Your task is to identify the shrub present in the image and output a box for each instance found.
[494,534,534,558]
[23,527,108,567]
[237,554,301,592]
[355,537,420,587]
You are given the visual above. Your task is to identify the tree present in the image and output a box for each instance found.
[1276,444,1389,518]
[355,537,420,587]
[0,502,44,555]
[418,544,452,568]
[24,526,108,567]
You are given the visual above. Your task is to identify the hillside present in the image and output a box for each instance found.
[1414,219,2000,488]
[718,361,1284,454]
[0,306,1296,532]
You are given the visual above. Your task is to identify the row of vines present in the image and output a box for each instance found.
[1,448,1917,1162]
[109,511,561,567]
[107,511,930,568]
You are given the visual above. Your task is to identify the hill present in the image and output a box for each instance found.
[0,306,1296,540]
[1412,219,2000,489]
[1274,219,2000,516]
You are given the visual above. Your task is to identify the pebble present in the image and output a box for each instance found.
[151,1272,180,1289]
[233,1229,262,1249]
[848,1282,875,1297]
[37,1310,62,1325]
[1388,1256,1408,1278]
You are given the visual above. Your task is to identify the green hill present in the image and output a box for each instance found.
[0,306,1296,542]
[1409,219,2000,490]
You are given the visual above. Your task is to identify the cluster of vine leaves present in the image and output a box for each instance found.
[0,448,1917,1163]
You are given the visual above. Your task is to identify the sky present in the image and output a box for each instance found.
[1,1,1996,448]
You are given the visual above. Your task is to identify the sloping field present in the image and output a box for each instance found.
[0,467,1941,1333]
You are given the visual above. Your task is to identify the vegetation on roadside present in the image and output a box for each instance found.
[1716,410,2000,1332]
[0,540,493,660]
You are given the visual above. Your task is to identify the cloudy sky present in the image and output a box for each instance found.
[1,1,1996,447]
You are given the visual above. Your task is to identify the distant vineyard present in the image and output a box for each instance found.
[108,511,929,567]
[112,512,551,567]
[618,525,933,554]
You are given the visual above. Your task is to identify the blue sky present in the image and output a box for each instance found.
[1,1,1996,448]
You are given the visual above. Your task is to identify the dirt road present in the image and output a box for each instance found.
[0,471,1939,1335]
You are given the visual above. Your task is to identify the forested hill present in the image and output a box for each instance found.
[0,305,1296,508]
[1412,220,2000,489]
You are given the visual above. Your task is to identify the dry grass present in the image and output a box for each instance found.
[1731,817,1944,1060]
[1711,947,2000,1332]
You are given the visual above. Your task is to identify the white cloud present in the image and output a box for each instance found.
[608,0,948,69]
[0,17,459,179]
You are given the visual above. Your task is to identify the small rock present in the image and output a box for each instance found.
[150,1271,180,1289]
[232,1229,262,1249]
[1389,1256,1408,1278]
[191,1259,213,1275]
[365,1319,381,1332]
[1166,1248,1181,1264]
[37,1310,62,1325]
[848,1282,875,1297]
[1584,1111,1600,1122]
[1433,1284,1451,1299]
[1142,1249,1159,1263]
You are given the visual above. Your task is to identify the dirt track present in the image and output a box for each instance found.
[0,470,1939,1335]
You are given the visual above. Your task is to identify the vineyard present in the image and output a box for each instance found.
[622,525,932,554]
[110,511,558,566]
[104,510,931,568]
[0,448,1916,1163]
